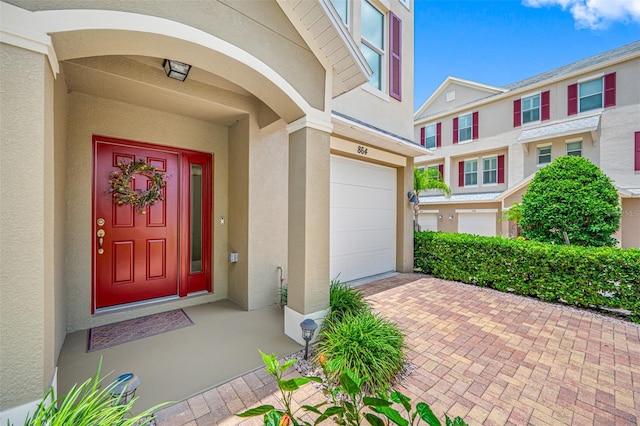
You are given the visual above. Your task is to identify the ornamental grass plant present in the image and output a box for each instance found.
[316,309,406,392]
[328,278,369,322]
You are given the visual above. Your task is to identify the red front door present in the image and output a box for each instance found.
[94,138,179,308]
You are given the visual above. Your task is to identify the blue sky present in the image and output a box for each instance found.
[414,0,640,110]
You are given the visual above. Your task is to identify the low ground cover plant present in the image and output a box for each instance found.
[415,231,640,321]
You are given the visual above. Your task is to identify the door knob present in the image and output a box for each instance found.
[97,229,105,254]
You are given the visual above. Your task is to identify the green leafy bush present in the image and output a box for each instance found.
[415,232,640,321]
[316,310,406,392]
[520,156,621,247]
[328,278,369,322]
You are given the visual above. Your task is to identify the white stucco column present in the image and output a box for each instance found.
[284,123,331,344]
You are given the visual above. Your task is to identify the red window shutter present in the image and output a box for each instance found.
[541,91,550,121]
[635,131,640,171]
[604,72,616,107]
[420,127,425,146]
[472,111,479,140]
[389,12,402,101]
[513,99,521,127]
[498,155,505,184]
[436,122,442,147]
[438,164,444,181]
[458,161,465,187]
[568,83,578,115]
[453,117,459,144]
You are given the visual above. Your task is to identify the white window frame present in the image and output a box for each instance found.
[482,156,498,186]
[360,0,386,93]
[521,92,541,125]
[578,74,604,113]
[464,159,478,187]
[537,144,552,166]
[566,138,582,157]
[424,124,437,149]
[330,0,350,27]
[458,113,473,143]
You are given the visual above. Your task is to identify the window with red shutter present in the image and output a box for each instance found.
[453,118,459,144]
[472,112,479,140]
[498,155,505,184]
[389,12,402,101]
[635,132,640,172]
[513,99,521,127]
[436,122,442,148]
[541,91,550,121]
[420,127,425,147]
[568,83,578,115]
[458,161,464,187]
[438,164,444,181]
[604,72,616,107]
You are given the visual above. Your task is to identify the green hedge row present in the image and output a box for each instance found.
[414,232,640,321]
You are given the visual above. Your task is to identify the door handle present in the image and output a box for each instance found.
[97,229,105,255]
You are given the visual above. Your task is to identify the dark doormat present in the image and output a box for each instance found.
[87,309,194,352]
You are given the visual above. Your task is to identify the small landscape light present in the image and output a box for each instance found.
[300,318,318,360]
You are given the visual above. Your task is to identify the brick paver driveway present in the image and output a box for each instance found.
[156,274,640,425]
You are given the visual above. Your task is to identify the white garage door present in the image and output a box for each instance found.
[458,212,497,236]
[330,155,396,282]
[418,213,438,232]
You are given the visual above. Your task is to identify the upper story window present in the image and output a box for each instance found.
[537,145,552,165]
[514,91,550,127]
[483,156,497,185]
[330,0,349,26]
[458,114,472,142]
[522,94,540,124]
[579,78,603,112]
[568,72,616,116]
[464,159,478,186]
[453,112,478,143]
[420,122,441,149]
[566,141,582,156]
[361,0,384,91]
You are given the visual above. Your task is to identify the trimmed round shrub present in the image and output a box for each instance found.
[520,156,621,247]
[328,278,369,322]
[316,310,406,392]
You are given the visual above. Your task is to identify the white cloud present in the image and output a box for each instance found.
[523,0,640,29]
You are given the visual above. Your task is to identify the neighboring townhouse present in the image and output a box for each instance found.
[0,0,426,422]
[414,41,640,248]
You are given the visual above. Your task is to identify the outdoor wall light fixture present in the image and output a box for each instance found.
[163,59,191,82]
[300,318,318,360]
[407,191,418,204]
[449,214,454,220]
[438,214,443,219]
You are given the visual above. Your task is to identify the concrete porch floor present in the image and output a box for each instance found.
[56,299,302,414]
[152,274,640,425]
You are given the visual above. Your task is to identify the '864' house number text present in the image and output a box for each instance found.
[357,146,368,155]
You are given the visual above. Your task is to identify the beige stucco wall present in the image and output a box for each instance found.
[397,158,415,272]
[8,0,325,112]
[332,0,414,141]
[0,44,51,409]
[65,92,230,331]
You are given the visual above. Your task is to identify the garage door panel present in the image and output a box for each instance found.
[458,213,496,236]
[418,213,438,232]
[331,157,396,190]
[331,208,396,232]
[331,229,396,255]
[331,184,396,209]
[330,155,396,282]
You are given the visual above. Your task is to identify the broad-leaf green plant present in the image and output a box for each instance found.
[520,156,621,246]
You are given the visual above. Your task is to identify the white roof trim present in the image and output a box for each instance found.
[517,114,601,143]
[414,76,507,120]
[419,192,502,204]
